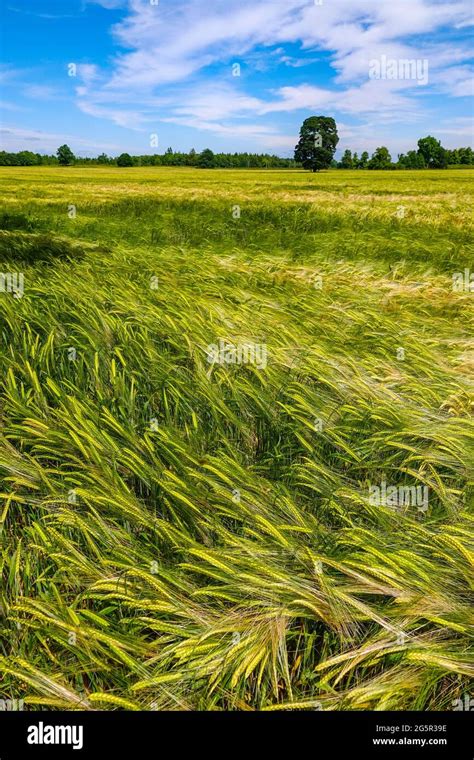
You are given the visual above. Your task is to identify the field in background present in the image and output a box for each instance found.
[0,167,472,711]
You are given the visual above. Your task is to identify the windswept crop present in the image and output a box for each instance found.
[0,167,472,711]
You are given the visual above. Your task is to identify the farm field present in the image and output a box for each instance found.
[0,166,472,711]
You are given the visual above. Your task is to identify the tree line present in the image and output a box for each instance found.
[337,142,473,170]
[294,116,473,171]
[1,118,472,170]
[0,145,297,168]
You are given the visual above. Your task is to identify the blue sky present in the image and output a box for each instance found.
[1,0,473,157]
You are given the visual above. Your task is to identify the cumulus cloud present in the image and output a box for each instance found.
[72,0,474,147]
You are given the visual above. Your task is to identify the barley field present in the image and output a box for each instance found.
[0,166,472,711]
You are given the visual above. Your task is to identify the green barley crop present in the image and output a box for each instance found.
[0,166,472,711]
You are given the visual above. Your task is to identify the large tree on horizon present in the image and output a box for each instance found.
[56,144,75,166]
[294,116,339,172]
[417,136,448,168]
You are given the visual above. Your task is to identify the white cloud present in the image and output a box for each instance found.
[22,85,58,100]
[86,0,127,8]
[70,0,474,147]
[76,64,100,83]
[0,100,25,112]
[0,65,25,84]
[435,65,474,96]
[0,125,120,153]
[435,116,474,140]
[77,99,146,129]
